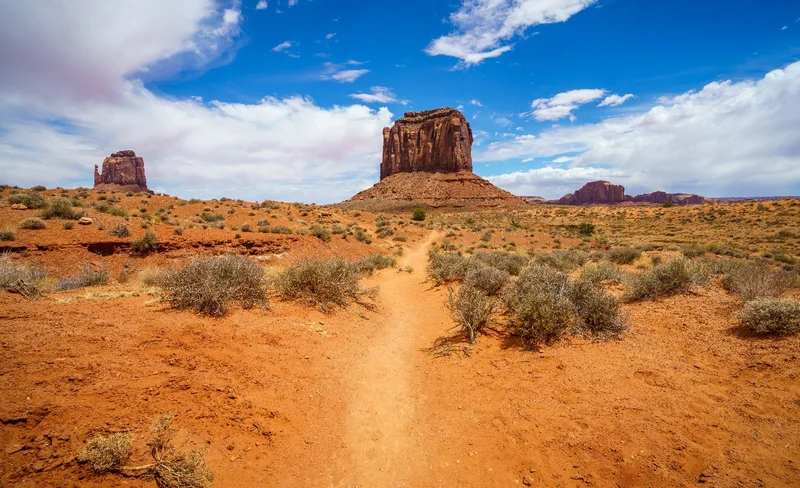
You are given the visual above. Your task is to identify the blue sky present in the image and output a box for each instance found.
[1,0,799,202]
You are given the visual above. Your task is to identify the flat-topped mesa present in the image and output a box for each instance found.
[94,150,152,193]
[633,191,706,205]
[558,180,629,205]
[380,107,473,180]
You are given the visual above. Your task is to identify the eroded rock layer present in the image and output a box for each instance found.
[94,150,152,193]
[380,108,473,180]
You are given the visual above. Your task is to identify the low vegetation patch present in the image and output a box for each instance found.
[158,255,267,316]
[355,254,396,275]
[580,261,623,284]
[534,249,588,271]
[737,298,800,335]
[625,257,708,301]
[40,197,83,220]
[109,223,132,238]
[722,263,795,302]
[57,265,109,291]
[131,231,158,256]
[274,258,373,311]
[473,251,528,275]
[8,192,47,209]
[19,217,46,230]
[447,285,496,344]
[411,207,426,221]
[0,230,14,241]
[607,247,642,265]
[427,252,479,284]
[0,254,47,298]
[463,265,509,296]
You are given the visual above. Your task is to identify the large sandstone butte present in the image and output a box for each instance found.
[94,150,152,193]
[347,108,522,210]
[633,191,706,205]
[380,108,473,179]
[558,181,630,205]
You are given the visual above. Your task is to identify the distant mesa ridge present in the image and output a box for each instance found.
[527,180,707,205]
[348,107,523,209]
[94,150,152,193]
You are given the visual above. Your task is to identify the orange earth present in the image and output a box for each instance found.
[1,188,799,487]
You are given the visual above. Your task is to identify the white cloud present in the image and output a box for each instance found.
[781,25,788,31]
[486,166,623,197]
[598,93,634,107]
[331,69,369,83]
[256,0,268,10]
[288,0,298,6]
[478,62,800,198]
[326,33,336,39]
[349,86,399,104]
[0,1,394,203]
[425,0,597,66]
[529,88,606,121]
[470,99,483,107]
[272,40,295,52]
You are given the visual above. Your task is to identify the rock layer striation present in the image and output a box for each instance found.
[94,150,152,193]
[380,108,472,180]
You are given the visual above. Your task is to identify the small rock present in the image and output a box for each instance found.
[523,475,534,486]
[78,217,93,225]
[5,444,25,455]
[11,203,28,210]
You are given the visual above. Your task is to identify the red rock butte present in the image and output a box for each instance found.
[347,108,523,210]
[94,150,152,193]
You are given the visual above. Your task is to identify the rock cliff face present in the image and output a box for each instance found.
[94,150,152,193]
[558,181,629,205]
[380,108,472,180]
[633,191,705,205]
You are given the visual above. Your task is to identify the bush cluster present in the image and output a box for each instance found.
[158,255,267,316]
[473,251,528,275]
[57,265,109,291]
[19,217,46,230]
[274,259,373,311]
[722,263,795,302]
[737,298,800,335]
[131,231,158,256]
[607,247,642,265]
[463,266,509,296]
[534,249,588,271]
[447,285,496,344]
[625,257,708,301]
[355,254,396,275]
[8,192,47,209]
[40,198,83,220]
[109,223,132,238]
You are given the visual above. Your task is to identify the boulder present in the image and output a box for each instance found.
[11,204,28,210]
[380,107,473,180]
[94,150,152,193]
[78,217,93,225]
[633,191,705,205]
[557,181,629,205]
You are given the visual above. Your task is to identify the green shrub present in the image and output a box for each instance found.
[8,192,47,209]
[502,265,575,348]
[680,244,707,258]
[355,254,396,275]
[662,201,674,208]
[63,221,74,230]
[566,278,627,335]
[353,227,372,244]
[31,185,47,192]
[310,224,331,242]
[19,217,46,230]
[200,212,224,222]
[464,265,509,296]
[173,226,185,236]
[625,258,708,301]
[259,225,293,234]
[131,231,158,256]
[274,259,372,311]
[158,255,267,316]
[57,265,109,291]
[722,264,795,302]
[534,249,587,271]
[40,198,82,220]
[109,223,131,238]
[0,230,14,241]
[376,226,395,238]
[578,222,595,236]
[411,207,426,221]
[447,285,496,344]
[607,247,642,265]
[737,298,800,335]
[580,261,623,284]
[474,251,528,275]
[427,252,480,284]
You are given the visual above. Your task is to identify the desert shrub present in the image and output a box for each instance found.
[19,217,46,230]
[158,255,266,316]
[534,249,587,271]
[662,201,674,208]
[392,235,408,242]
[607,247,642,265]
[173,226,184,236]
[737,298,800,335]
[566,278,627,335]
[447,285,496,344]
[0,254,46,295]
[57,265,109,291]
[376,226,394,238]
[40,197,82,220]
[353,227,372,244]
[355,254,396,275]
[310,224,331,242]
[98,205,127,217]
[680,244,707,258]
[502,265,575,348]
[411,207,426,221]
[625,257,708,301]
[109,223,132,238]
[463,265,509,296]
[274,259,371,310]
[577,222,595,236]
[8,192,47,209]
[580,261,623,283]
[131,231,158,256]
[722,263,796,301]
[427,252,480,284]
[63,221,75,230]
[31,185,47,192]
[200,212,224,222]
[473,251,528,275]
[0,230,14,241]
[240,223,253,233]
[78,432,133,472]
[259,225,292,234]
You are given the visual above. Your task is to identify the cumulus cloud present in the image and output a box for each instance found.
[425,0,596,66]
[0,1,393,203]
[325,33,336,40]
[487,166,624,197]
[470,99,483,107]
[528,89,606,121]
[256,0,268,10]
[479,62,800,198]
[598,93,634,107]
[349,86,398,104]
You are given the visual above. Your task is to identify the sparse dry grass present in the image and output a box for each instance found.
[78,432,133,472]
[274,258,374,311]
[447,285,496,344]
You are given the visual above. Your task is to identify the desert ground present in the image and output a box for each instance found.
[1,186,799,487]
